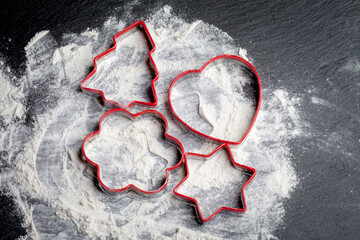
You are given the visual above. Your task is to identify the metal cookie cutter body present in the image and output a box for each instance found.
[82,109,184,196]
[168,55,262,145]
[173,143,256,222]
[80,21,159,109]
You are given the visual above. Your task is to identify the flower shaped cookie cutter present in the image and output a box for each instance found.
[168,55,262,145]
[173,143,256,222]
[80,21,159,109]
[82,108,184,196]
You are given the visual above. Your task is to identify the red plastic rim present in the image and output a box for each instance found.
[82,108,185,195]
[80,21,159,109]
[168,55,262,145]
[173,143,256,222]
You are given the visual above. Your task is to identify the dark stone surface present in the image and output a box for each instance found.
[0,191,27,239]
[0,0,359,239]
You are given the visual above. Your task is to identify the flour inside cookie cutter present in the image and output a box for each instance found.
[173,143,256,222]
[82,109,184,195]
[81,21,159,109]
[168,55,261,145]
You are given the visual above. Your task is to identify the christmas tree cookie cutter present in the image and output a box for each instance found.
[80,21,159,109]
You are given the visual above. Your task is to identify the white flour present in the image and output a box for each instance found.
[0,67,24,124]
[0,5,303,239]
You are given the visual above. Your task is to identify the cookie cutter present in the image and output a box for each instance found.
[173,143,256,222]
[80,21,159,109]
[168,54,261,145]
[82,108,184,196]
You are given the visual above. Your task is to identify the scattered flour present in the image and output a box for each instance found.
[342,59,360,72]
[0,5,303,240]
[0,70,24,123]
[238,48,249,62]
[311,96,360,122]
[24,31,50,52]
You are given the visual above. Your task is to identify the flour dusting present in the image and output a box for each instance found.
[0,69,24,124]
[0,5,303,239]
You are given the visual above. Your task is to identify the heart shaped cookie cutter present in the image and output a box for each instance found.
[82,108,184,196]
[168,55,261,145]
[80,21,159,109]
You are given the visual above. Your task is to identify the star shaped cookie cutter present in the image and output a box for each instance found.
[82,108,184,196]
[80,21,159,109]
[173,143,256,222]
